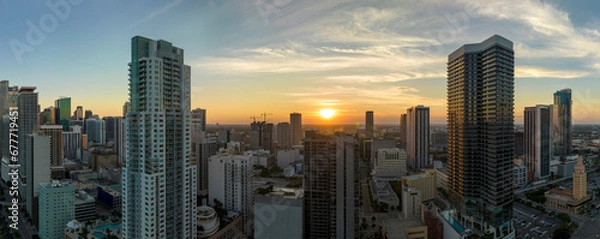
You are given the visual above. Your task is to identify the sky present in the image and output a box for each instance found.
[1,0,599,125]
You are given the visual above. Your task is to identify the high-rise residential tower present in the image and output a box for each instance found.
[303,131,359,239]
[122,36,197,238]
[290,112,302,146]
[55,97,71,131]
[75,106,83,120]
[277,122,291,148]
[406,106,430,171]
[17,87,39,189]
[552,89,572,160]
[365,111,374,138]
[39,125,64,167]
[524,105,551,182]
[446,35,515,238]
[191,108,206,132]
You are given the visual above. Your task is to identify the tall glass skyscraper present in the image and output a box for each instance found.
[122,36,197,238]
[55,97,71,131]
[446,35,515,238]
[552,89,572,160]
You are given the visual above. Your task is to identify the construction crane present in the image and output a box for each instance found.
[250,115,259,123]
[260,112,272,122]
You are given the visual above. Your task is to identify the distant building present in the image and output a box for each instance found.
[208,154,254,237]
[366,111,374,138]
[400,114,407,149]
[373,180,400,208]
[406,106,430,171]
[64,126,83,160]
[26,132,52,229]
[55,97,71,131]
[85,118,105,145]
[545,156,591,214]
[290,113,302,146]
[39,180,75,239]
[250,121,274,151]
[373,148,407,178]
[524,105,551,182]
[402,171,436,202]
[39,125,64,167]
[513,160,527,189]
[192,108,207,132]
[552,89,572,160]
[277,122,291,149]
[192,131,218,197]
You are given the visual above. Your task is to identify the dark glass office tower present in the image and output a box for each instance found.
[447,35,515,237]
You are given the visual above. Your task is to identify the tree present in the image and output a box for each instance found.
[552,226,570,239]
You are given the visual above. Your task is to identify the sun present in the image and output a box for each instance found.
[319,109,335,119]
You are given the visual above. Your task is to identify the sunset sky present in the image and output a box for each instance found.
[1,0,599,124]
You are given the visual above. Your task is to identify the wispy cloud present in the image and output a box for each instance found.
[129,0,183,28]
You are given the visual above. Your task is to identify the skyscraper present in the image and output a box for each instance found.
[55,97,71,131]
[399,114,407,149]
[39,125,65,167]
[75,105,83,120]
[85,118,105,145]
[25,132,51,229]
[365,111,374,138]
[447,35,515,238]
[303,131,359,239]
[552,89,572,160]
[277,122,291,148]
[290,112,302,146]
[191,108,206,132]
[192,131,217,198]
[123,36,197,238]
[406,106,430,171]
[17,87,39,189]
[524,105,551,182]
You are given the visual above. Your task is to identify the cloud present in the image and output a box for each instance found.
[516,66,590,79]
[129,0,183,28]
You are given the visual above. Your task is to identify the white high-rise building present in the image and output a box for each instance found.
[208,154,253,237]
[122,36,197,238]
[64,126,83,160]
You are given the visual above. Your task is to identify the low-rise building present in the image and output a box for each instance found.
[373,148,407,178]
[198,205,220,238]
[402,171,437,202]
[75,190,96,222]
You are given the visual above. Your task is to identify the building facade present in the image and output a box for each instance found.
[447,35,515,238]
[303,132,359,239]
[365,111,374,138]
[290,113,302,146]
[373,148,407,178]
[191,108,206,132]
[524,105,551,181]
[208,154,254,237]
[55,97,71,131]
[122,36,197,238]
[552,89,572,160]
[277,122,291,149]
[406,106,430,171]
[38,180,75,239]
